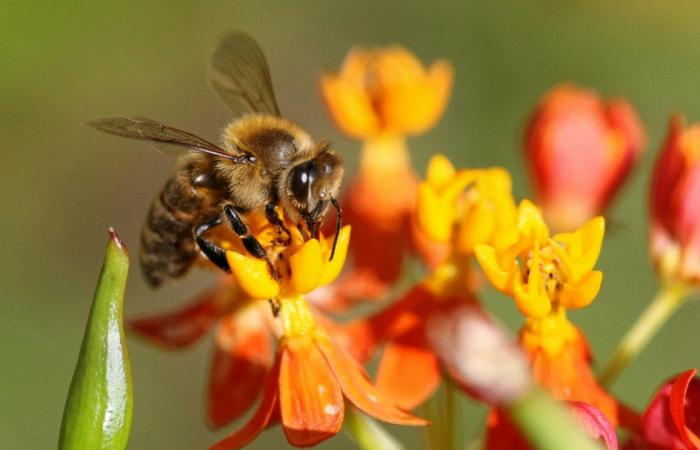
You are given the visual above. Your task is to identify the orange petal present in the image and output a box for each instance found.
[376,329,441,410]
[279,335,344,446]
[320,73,379,139]
[210,357,280,450]
[208,312,273,428]
[129,289,220,349]
[316,333,428,426]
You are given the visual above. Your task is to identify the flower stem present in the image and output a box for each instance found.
[445,380,459,450]
[345,405,403,450]
[599,282,689,387]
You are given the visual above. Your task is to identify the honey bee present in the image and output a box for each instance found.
[87,31,344,288]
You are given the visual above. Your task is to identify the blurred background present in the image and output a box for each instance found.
[3,1,700,448]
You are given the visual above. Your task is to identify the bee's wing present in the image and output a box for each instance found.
[85,116,239,160]
[208,30,281,117]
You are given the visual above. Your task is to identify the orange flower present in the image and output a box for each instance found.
[210,297,427,450]
[314,47,453,309]
[525,84,645,231]
[650,115,700,286]
[130,211,353,429]
[475,201,619,424]
[320,46,453,139]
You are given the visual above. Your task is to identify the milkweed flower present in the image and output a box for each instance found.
[317,47,453,308]
[209,216,426,449]
[650,115,700,286]
[352,156,519,410]
[475,201,618,424]
[525,84,645,231]
[625,369,700,449]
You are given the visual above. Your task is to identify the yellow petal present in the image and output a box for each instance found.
[457,200,496,254]
[288,239,323,295]
[319,226,351,286]
[513,275,551,318]
[559,270,603,309]
[426,154,456,190]
[518,199,549,241]
[226,251,279,299]
[554,216,605,277]
[416,183,452,242]
[474,244,514,294]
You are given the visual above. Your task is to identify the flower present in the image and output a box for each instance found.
[207,213,426,449]
[210,296,427,450]
[349,157,520,410]
[650,115,700,286]
[313,47,453,309]
[130,211,352,429]
[525,84,645,231]
[320,46,453,139]
[626,369,700,449]
[475,201,618,424]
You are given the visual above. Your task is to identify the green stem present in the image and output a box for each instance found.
[345,405,403,450]
[445,381,459,450]
[509,390,602,450]
[599,283,689,387]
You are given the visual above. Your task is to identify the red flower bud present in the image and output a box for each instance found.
[525,84,645,231]
[650,116,700,285]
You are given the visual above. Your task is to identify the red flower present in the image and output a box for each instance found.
[650,116,700,285]
[626,369,700,449]
[210,297,427,450]
[525,84,645,231]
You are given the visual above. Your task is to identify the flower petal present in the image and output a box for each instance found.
[226,251,279,299]
[669,369,700,449]
[279,335,344,446]
[208,311,273,428]
[209,358,280,450]
[129,289,220,349]
[288,239,323,295]
[375,329,441,410]
[319,226,352,286]
[559,271,603,310]
[316,333,428,426]
[474,244,514,294]
[566,401,618,450]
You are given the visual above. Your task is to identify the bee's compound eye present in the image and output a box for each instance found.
[246,153,257,163]
[290,163,314,204]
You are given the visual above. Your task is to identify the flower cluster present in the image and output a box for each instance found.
[129,46,700,450]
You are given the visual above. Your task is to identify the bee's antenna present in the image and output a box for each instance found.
[329,197,343,261]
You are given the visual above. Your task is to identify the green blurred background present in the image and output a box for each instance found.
[3,1,700,448]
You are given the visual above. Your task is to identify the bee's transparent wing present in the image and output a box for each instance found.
[208,30,281,117]
[85,116,239,160]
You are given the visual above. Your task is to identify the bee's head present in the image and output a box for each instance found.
[287,145,344,233]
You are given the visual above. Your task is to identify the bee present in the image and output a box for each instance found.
[87,31,344,288]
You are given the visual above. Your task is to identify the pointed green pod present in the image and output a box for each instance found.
[59,228,133,450]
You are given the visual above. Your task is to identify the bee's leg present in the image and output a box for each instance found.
[194,216,230,272]
[223,205,280,280]
[264,203,291,245]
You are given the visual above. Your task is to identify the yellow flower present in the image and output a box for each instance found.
[474,200,604,319]
[226,225,351,300]
[416,154,519,255]
[320,46,453,139]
